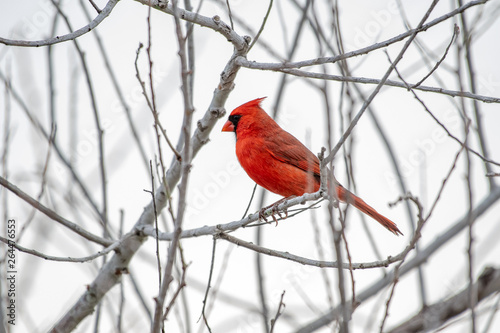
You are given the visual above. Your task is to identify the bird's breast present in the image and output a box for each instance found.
[235,137,319,197]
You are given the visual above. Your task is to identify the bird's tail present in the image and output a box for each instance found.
[336,185,403,236]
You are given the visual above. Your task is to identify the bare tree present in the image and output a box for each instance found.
[1,0,499,332]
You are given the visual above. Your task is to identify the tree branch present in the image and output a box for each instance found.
[295,186,500,333]
[134,0,249,51]
[236,60,500,104]
[0,233,129,262]
[141,191,324,241]
[217,232,404,270]
[50,6,250,330]
[0,0,119,47]
[389,266,500,333]
[0,176,112,247]
[235,0,488,70]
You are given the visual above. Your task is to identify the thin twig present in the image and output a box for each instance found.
[248,0,274,51]
[134,44,182,162]
[296,186,500,332]
[455,14,478,327]
[486,173,500,178]
[323,0,440,165]
[310,198,334,308]
[380,122,467,331]
[269,291,286,333]
[117,209,125,333]
[330,204,348,332]
[412,24,460,88]
[79,0,150,173]
[145,160,162,293]
[163,248,188,320]
[271,0,312,119]
[241,184,258,219]
[199,237,216,333]
[389,267,500,332]
[224,0,234,29]
[249,64,500,105]
[238,0,488,72]
[254,187,270,332]
[0,233,126,262]
[146,8,168,180]
[339,209,356,310]
[0,68,105,224]
[218,232,405,270]
[152,0,197,330]
[387,52,500,175]
[0,176,112,247]
[50,0,109,235]
[87,0,102,13]
[16,126,56,243]
[1,67,12,232]
[457,0,495,189]
[379,195,424,332]
[198,243,235,333]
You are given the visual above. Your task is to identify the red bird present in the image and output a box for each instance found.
[222,98,402,236]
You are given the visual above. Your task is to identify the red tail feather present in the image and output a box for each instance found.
[336,186,403,236]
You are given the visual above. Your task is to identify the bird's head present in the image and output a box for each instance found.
[221,97,271,137]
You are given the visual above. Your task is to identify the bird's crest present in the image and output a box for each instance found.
[237,97,267,110]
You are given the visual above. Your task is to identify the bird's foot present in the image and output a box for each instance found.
[258,196,294,226]
[259,204,286,226]
[258,207,270,223]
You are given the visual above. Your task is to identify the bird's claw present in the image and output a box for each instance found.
[258,202,288,226]
[258,208,269,223]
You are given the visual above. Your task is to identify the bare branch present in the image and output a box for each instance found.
[78,0,151,173]
[0,68,105,224]
[248,0,274,51]
[294,186,500,333]
[51,3,251,331]
[142,191,324,241]
[412,24,460,88]
[0,176,112,247]
[217,232,404,270]
[236,60,500,105]
[389,267,500,333]
[236,0,488,71]
[323,0,441,165]
[87,0,102,13]
[0,0,119,47]
[134,0,250,51]
[0,233,128,263]
[134,44,182,162]
[199,237,217,333]
[152,0,197,329]
[269,291,286,333]
[51,0,110,235]
[457,0,495,188]
[486,173,500,178]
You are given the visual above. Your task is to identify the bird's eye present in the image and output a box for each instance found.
[229,115,242,123]
[229,115,242,129]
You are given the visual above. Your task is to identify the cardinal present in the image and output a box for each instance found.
[222,97,402,236]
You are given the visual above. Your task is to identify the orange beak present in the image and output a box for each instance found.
[221,120,235,132]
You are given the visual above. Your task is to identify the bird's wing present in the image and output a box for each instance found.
[265,130,321,177]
